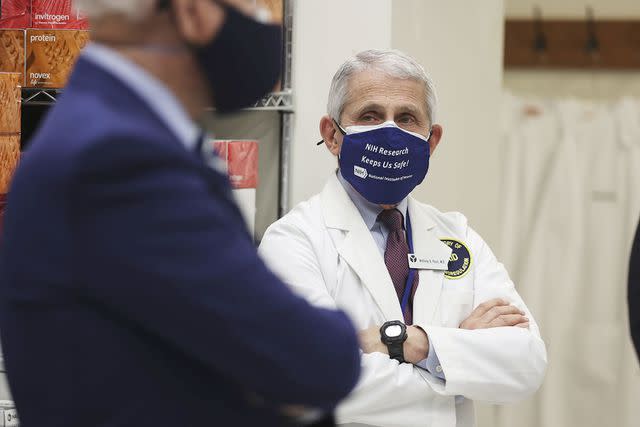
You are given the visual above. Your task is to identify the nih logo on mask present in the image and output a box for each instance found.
[354,165,368,179]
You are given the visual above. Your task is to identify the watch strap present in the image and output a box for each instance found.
[387,340,405,363]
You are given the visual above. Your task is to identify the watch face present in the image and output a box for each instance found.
[385,324,403,338]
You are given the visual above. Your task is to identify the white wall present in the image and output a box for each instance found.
[392,0,506,249]
[289,0,392,206]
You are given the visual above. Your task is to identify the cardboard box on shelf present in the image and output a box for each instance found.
[0,134,20,194]
[0,0,30,29]
[31,0,88,30]
[0,132,19,236]
[0,30,25,80]
[0,72,21,134]
[25,29,89,88]
[212,140,259,189]
[211,139,259,235]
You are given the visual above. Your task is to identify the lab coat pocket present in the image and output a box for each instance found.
[439,288,474,327]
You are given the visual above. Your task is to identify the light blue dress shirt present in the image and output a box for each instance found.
[337,171,445,380]
[82,42,228,176]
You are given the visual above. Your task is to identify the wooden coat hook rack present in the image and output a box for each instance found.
[504,6,640,70]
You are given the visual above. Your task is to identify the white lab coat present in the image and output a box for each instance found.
[259,174,547,427]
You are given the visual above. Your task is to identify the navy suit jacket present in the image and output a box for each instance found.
[0,58,360,427]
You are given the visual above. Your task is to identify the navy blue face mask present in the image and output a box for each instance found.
[337,121,432,205]
[158,0,283,113]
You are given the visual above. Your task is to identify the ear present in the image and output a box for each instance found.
[428,124,443,155]
[172,0,226,45]
[320,115,343,157]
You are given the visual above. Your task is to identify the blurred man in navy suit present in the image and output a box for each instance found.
[0,1,360,426]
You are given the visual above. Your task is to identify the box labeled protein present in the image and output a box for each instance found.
[0,0,30,29]
[0,30,25,80]
[25,29,89,88]
[0,72,22,133]
[31,0,88,30]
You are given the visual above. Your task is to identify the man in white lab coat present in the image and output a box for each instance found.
[259,50,547,427]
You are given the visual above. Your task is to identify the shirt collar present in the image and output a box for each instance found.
[82,42,200,151]
[337,170,408,230]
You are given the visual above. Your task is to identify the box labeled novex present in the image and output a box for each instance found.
[0,30,25,83]
[31,0,88,30]
[0,0,30,29]
[25,29,89,88]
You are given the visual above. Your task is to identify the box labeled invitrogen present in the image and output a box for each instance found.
[31,0,88,30]
[26,29,89,88]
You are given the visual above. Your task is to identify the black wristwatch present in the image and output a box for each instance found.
[380,321,408,363]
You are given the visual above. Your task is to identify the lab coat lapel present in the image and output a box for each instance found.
[321,174,405,321]
[408,198,453,325]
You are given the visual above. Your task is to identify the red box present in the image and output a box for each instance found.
[0,0,30,29]
[31,0,88,30]
[212,140,259,189]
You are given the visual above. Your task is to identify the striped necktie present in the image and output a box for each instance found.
[378,208,418,324]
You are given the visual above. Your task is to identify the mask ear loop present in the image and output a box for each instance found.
[316,118,346,146]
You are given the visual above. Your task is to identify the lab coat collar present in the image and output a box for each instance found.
[321,174,451,322]
[321,173,404,321]
[407,198,453,325]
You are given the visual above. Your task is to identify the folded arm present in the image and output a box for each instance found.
[416,230,547,403]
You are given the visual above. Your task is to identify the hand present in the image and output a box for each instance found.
[403,326,430,365]
[460,298,529,330]
[359,325,387,355]
[359,324,430,365]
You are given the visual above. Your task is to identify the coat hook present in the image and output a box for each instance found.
[533,6,547,53]
[585,6,600,54]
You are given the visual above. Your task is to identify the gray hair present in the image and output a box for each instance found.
[327,49,438,125]
[74,0,156,20]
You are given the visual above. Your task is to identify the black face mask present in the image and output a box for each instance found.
[158,0,283,113]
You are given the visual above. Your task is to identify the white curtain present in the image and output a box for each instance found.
[489,94,640,427]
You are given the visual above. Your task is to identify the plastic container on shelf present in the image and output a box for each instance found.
[0,400,18,426]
